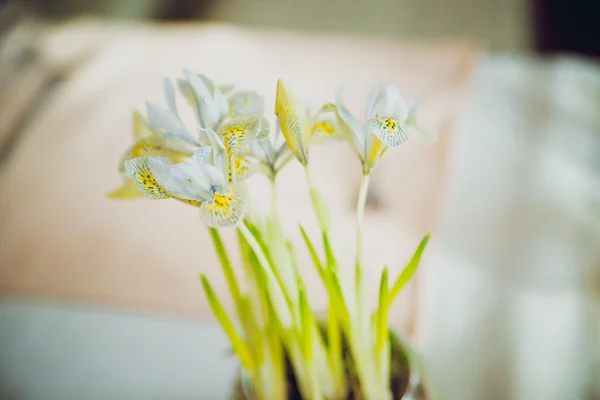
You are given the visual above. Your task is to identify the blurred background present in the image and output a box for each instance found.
[0,0,599,399]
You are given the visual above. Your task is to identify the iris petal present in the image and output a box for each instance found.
[274,79,311,165]
[218,115,262,157]
[147,157,203,201]
[368,117,409,147]
[333,86,366,161]
[124,157,171,200]
[199,183,247,228]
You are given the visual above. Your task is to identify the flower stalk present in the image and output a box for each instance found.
[303,164,330,234]
[270,179,278,218]
[355,173,370,265]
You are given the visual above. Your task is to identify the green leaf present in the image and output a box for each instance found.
[376,266,389,353]
[246,220,295,312]
[264,317,288,398]
[265,216,300,306]
[389,233,431,305]
[327,306,340,355]
[299,224,327,283]
[355,259,362,301]
[300,224,349,356]
[327,268,350,330]
[304,165,330,232]
[322,231,337,271]
[237,229,266,293]
[285,239,302,279]
[310,185,330,233]
[266,316,284,364]
[237,228,260,278]
[299,282,313,361]
[326,303,344,394]
[200,274,254,370]
[238,295,262,364]
[208,228,242,317]
[238,222,294,329]
[236,228,271,328]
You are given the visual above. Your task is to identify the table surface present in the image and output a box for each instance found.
[0,300,238,400]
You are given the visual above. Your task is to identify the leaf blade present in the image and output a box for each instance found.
[200,274,254,370]
[376,266,389,353]
[208,228,242,316]
[389,233,431,305]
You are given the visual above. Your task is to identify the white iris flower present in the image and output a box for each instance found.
[334,83,435,173]
[125,147,247,228]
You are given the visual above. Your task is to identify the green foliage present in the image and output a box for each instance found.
[389,234,430,305]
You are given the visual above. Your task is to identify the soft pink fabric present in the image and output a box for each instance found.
[0,20,477,332]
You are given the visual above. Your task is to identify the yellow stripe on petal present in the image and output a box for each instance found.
[311,121,336,136]
[364,135,388,173]
[229,157,254,183]
[176,198,202,207]
[131,139,164,158]
[218,115,261,158]
[124,157,171,200]
[368,117,409,147]
[310,121,341,144]
[275,79,310,165]
[199,183,246,228]
[131,138,191,163]
[107,178,145,199]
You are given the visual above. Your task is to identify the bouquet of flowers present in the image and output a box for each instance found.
[110,70,436,400]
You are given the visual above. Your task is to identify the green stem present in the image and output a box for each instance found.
[270,177,278,218]
[303,164,328,233]
[352,173,373,399]
[355,173,371,267]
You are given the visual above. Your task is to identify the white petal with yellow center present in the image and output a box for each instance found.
[368,117,409,147]
[199,183,247,228]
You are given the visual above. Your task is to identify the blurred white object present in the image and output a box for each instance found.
[0,301,239,399]
[419,55,600,400]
